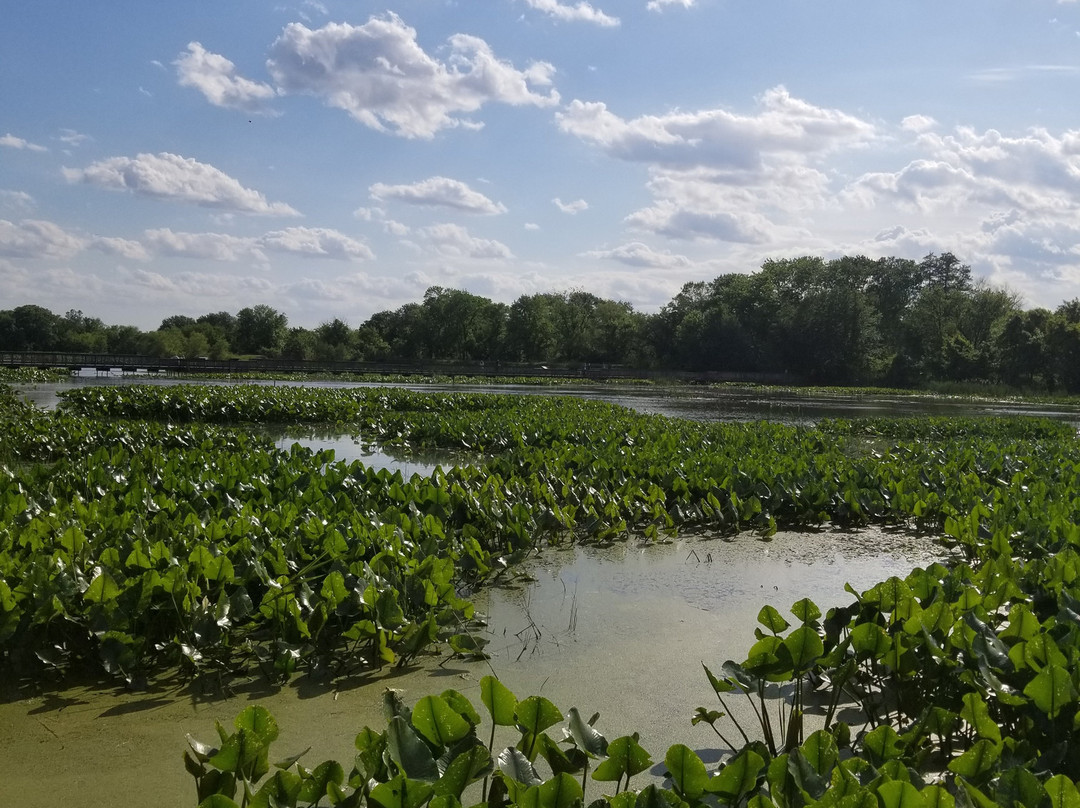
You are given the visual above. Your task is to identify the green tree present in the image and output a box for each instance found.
[997,308,1052,388]
[507,293,565,362]
[234,305,288,356]
[0,304,61,350]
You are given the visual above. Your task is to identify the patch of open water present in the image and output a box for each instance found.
[0,527,946,806]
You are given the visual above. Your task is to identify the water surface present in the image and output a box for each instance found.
[0,527,945,807]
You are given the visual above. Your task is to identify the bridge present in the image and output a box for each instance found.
[0,350,797,385]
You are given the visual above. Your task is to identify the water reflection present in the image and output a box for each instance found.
[15,375,1080,428]
[265,427,464,476]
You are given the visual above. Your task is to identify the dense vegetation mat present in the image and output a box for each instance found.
[4,383,1080,806]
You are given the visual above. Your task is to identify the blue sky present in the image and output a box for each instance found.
[4,1,1080,329]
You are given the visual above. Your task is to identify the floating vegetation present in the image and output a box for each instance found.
[5,382,1080,804]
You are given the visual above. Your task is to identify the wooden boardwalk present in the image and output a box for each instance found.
[0,350,796,385]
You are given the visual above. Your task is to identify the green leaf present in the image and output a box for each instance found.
[440,689,483,727]
[297,760,344,804]
[959,693,1001,744]
[538,772,584,808]
[920,785,955,808]
[84,570,121,604]
[790,598,821,624]
[481,676,518,726]
[370,774,435,808]
[783,626,824,672]
[705,747,765,800]
[412,695,472,749]
[387,716,439,781]
[235,706,279,744]
[516,696,563,737]
[664,744,708,800]
[996,766,1046,808]
[197,796,241,808]
[800,730,838,776]
[1046,775,1080,808]
[877,781,926,808]
[850,623,891,659]
[433,744,491,799]
[633,785,685,808]
[250,770,302,808]
[758,605,790,634]
[862,726,904,765]
[593,734,652,783]
[946,739,1001,780]
[1023,663,1076,718]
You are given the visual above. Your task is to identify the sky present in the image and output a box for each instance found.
[5,1,1080,330]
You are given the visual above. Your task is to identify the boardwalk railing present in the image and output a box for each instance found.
[0,351,797,385]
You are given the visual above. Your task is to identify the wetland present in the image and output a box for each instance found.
[3,380,1080,807]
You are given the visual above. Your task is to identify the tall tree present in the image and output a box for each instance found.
[234,305,288,356]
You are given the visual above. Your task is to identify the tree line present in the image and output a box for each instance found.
[4,252,1080,391]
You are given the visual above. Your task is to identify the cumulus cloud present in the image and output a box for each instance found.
[848,127,1080,217]
[266,13,559,138]
[370,176,506,214]
[175,42,277,113]
[142,226,374,262]
[558,87,877,244]
[553,197,588,214]
[418,223,513,259]
[625,201,771,243]
[901,114,937,134]
[525,0,619,27]
[0,133,47,152]
[0,219,85,259]
[557,86,875,170]
[144,229,267,263]
[260,226,374,260]
[90,236,150,260]
[583,241,691,268]
[63,152,299,216]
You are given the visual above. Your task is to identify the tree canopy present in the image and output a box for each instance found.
[5,253,1080,392]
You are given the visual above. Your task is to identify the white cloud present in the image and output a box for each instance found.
[63,152,300,216]
[265,14,559,138]
[557,86,876,170]
[967,65,1080,83]
[583,241,691,269]
[848,126,1080,217]
[260,226,374,260]
[0,219,85,259]
[144,228,267,262]
[901,115,937,134]
[525,222,540,230]
[553,197,589,214]
[142,226,374,262]
[90,236,150,260]
[525,0,619,27]
[418,223,513,259]
[646,0,695,11]
[176,42,277,113]
[370,176,507,214]
[625,200,772,243]
[0,190,34,213]
[56,128,91,147]
[0,133,47,153]
[559,87,877,245]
